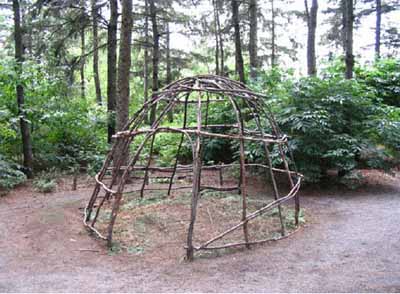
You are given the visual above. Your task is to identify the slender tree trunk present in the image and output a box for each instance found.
[80,29,86,98]
[166,22,173,122]
[149,0,159,125]
[107,0,118,143]
[215,0,224,75]
[143,0,149,114]
[305,0,318,76]
[249,0,258,80]
[375,0,381,59]
[13,0,33,178]
[116,0,132,135]
[91,0,102,104]
[271,0,276,67]
[344,0,354,79]
[80,0,86,99]
[232,0,245,83]
[212,0,220,75]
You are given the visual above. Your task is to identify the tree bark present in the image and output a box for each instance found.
[149,0,159,125]
[305,0,318,76]
[116,0,132,133]
[143,0,149,120]
[80,0,86,99]
[216,1,225,75]
[13,0,33,178]
[271,0,276,68]
[166,22,173,122]
[232,0,245,83]
[343,0,354,79]
[375,0,381,59]
[249,0,258,80]
[212,0,220,75]
[91,0,102,104]
[107,0,118,143]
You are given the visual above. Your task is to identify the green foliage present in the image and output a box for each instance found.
[0,58,107,174]
[357,58,400,107]
[276,78,368,181]
[152,132,192,166]
[0,47,398,189]
[272,64,399,182]
[242,61,399,183]
[33,178,57,193]
[33,170,57,193]
[338,170,365,190]
[0,155,27,192]
[284,209,305,230]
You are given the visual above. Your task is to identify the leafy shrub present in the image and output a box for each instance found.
[0,155,27,192]
[153,132,192,166]
[338,170,365,190]
[275,78,367,181]
[357,58,400,107]
[0,58,108,173]
[274,75,398,182]
[33,171,57,193]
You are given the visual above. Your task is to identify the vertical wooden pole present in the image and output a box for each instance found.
[238,134,250,248]
[219,163,224,186]
[140,134,156,198]
[278,145,296,224]
[264,145,285,236]
[186,83,202,261]
[168,94,189,195]
[229,97,249,248]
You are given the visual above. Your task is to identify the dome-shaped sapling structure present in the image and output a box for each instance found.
[84,75,303,261]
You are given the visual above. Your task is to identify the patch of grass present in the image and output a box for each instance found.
[150,177,170,184]
[126,246,144,255]
[122,191,192,209]
[97,210,111,222]
[122,191,168,210]
[33,178,57,193]
[108,241,123,255]
[134,213,168,233]
[33,169,59,193]
[284,208,305,229]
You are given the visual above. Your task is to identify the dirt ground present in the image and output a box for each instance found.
[0,170,399,292]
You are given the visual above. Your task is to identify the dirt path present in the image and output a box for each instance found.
[0,171,399,292]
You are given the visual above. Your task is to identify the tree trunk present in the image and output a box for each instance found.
[249,0,258,80]
[149,0,159,125]
[343,0,354,79]
[212,0,220,75]
[232,0,245,83]
[166,22,173,122]
[107,0,118,143]
[80,0,86,99]
[143,0,149,118]
[91,0,102,104]
[216,1,225,75]
[305,0,318,76]
[271,0,276,67]
[375,0,381,59]
[13,0,33,178]
[116,0,132,135]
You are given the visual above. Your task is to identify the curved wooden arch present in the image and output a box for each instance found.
[84,75,303,261]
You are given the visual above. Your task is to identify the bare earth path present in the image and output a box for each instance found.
[0,171,399,292]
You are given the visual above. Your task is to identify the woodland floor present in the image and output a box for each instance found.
[0,170,399,292]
